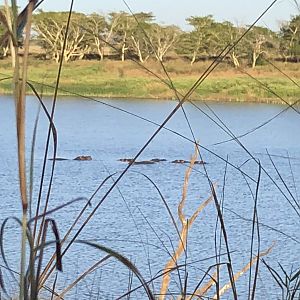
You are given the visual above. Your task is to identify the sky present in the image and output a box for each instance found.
[16,0,299,31]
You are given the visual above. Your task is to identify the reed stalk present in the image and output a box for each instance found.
[159,148,214,300]
[8,1,24,299]
[5,0,34,298]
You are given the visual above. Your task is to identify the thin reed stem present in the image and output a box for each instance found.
[8,0,34,298]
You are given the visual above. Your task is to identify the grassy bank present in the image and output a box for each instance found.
[0,59,299,103]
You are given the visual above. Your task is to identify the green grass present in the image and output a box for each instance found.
[0,58,299,103]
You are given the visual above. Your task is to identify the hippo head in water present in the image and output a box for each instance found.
[74,155,92,161]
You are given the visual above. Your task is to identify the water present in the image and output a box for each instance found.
[0,96,299,299]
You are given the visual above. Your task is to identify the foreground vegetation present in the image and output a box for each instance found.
[0,59,299,103]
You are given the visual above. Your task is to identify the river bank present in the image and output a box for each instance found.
[0,59,299,103]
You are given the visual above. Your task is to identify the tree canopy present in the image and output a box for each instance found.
[1,9,298,66]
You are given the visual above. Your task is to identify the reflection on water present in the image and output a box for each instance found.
[0,96,299,299]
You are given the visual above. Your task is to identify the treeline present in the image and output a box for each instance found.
[1,10,300,67]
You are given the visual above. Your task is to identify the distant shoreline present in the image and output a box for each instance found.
[0,91,294,105]
[0,59,299,104]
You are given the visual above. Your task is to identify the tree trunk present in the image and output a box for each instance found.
[131,36,145,63]
[121,32,127,62]
[252,52,258,69]
[64,52,71,62]
[137,48,144,63]
[99,47,104,61]
[97,46,104,61]
[54,52,60,63]
[121,44,126,62]
[190,52,196,66]
[2,46,9,57]
[156,49,164,62]
[96,40,104,61]
[231,52,240,68]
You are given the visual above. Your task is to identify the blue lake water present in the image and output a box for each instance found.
[0,96,299,299]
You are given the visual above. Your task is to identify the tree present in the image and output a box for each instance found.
[148,24,180,62]
[108,11,136,62]
[84,13,108,61]
[107,12,178,63]
[247,26,277,68]
[127,12,154,63]
[177,15,215,65]
[215,21,248,68]
[33,11,90,63]
[279,15,300,62]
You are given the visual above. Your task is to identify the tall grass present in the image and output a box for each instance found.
[0,0,299,299]
[4,0,30,299]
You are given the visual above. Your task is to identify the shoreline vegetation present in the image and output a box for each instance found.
[0,59,299,103]
[1,11,299,104]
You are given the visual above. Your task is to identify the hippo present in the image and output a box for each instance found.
[118,158,134,162]
[171,159,206,164]
[74,155,92,161]
[171,159,189,164]
[150,158,167,162]
[132,160,156,165]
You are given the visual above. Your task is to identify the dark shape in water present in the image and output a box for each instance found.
[150,158,167,162]
[171,159,206,164]
[171,159,189,164]
[119,158,167,163]
[118,158,134,162]
[132,160,156,165]
[74,155,92,161]
[48,157,69,161]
